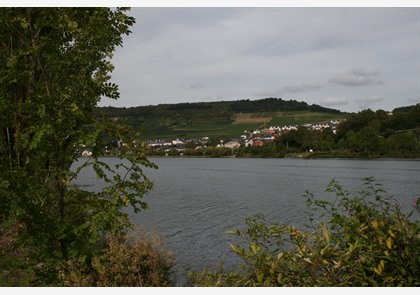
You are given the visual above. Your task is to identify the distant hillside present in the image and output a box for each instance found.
[392,104,420,113]
[95,98,345,139]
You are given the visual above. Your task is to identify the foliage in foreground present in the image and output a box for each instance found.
[0,8,167,286]
[0,226,175,287]
[188,178,420,286]
[59,228,175,287]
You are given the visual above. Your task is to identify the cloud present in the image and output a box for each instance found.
[329,67,383,87]
[355,94,384,108]
[320,96,349,106]
[281,83,322,94]
[406,97,420,105]
[355,95,383,103]
[354,94,383,103]
[255,83,321,97]
[189,83,206,89]
[349,68,380,77]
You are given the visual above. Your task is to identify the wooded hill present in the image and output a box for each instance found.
[95,98,345,139]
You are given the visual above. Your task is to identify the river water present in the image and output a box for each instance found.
[72,157,420,285]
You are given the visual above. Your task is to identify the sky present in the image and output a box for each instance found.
[19,1,418,114]
[98,5,419,113]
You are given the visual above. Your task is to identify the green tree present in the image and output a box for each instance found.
[0,8,157,285]
[319,134,336,151]
[357,126,381,157]
[336,109,378,139]
[386,131,419,156]
[280,126,308,151]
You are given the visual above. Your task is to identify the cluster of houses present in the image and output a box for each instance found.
[143,119,343,152]
[146,138,194,149]
[79,120,344,156]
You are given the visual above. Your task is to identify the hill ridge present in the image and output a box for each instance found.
[96,97,343,117]
[95,97,345,139]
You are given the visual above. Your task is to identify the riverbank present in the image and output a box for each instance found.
[296,151,420,159]
[145,151,420,160]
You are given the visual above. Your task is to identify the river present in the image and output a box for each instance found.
[72,157,420,285]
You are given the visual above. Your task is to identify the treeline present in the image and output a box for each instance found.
[230,97,341,113]
[275,104,420,158]
[96,97,342,119]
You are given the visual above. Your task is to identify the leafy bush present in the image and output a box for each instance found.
[59,228,175,286]
[188,178,420,286]
[0,222,31,286]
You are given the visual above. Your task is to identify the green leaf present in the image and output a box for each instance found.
[386,237,393,250]
[230,243,239,254]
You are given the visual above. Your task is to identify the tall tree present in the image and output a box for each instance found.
[0,8,155,284]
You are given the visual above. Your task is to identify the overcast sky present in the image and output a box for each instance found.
[98,7,420,113]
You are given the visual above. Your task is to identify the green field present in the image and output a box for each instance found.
[142,121,263,139]
[267,111,346,127]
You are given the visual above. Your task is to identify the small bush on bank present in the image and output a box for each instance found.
[0,222,32,286]
[1,224,175,287]
[59,228,175,286]
[188,178,420,286]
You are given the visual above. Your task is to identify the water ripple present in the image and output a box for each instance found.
[72,157,420,285]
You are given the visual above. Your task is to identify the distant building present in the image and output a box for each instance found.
[81,150,92,157]
[172,139,184,146]
[264,136,275,142]
[244,139,253,147]
[224,141,241,149]
[147,141,162,148]
[252,140,264,147]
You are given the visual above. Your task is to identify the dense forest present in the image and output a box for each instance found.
[96,97,342,118]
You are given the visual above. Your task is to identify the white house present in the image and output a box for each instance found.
[244,139,254,147]
[172,139,184,146]
[81,150,92,157]
[224,141,241,149]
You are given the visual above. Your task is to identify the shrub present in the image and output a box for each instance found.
[188,178,420,286]
[59,228,175,286]
[0,222,31,286]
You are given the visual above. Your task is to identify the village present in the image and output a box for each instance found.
[79,119,345,157]
[144,120,343,155]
